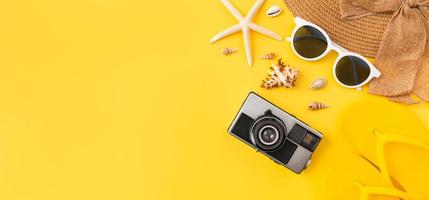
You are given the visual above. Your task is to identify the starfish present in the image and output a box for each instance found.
[210,0,282,66]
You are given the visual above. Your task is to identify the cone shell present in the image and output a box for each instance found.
[258,53,276,60]
[308,102,329,110]
[222,48,238,55]
[310,78,326,90]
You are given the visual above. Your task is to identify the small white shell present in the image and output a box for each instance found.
[266,6,282,17]
[310,78,326,90]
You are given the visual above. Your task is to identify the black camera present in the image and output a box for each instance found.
[227,92,322,174]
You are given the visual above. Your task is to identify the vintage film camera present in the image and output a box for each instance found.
[227,92,322,174]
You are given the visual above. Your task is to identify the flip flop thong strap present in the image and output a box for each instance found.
[354,182,426,200]
[373,129,429,184]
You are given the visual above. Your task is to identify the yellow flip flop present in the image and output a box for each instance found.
[325,154,425,200]
[342,98,429,198]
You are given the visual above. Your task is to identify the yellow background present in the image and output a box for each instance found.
[0,0,427,199]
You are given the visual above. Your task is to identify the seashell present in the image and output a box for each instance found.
[258,53,276,60]
[266,6,282,17]
[310,78,327,90]
[222,47,238,55]
[261,59,299,89]
[308,102,329,111]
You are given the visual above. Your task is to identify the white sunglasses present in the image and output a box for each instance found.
[286,17,381,89]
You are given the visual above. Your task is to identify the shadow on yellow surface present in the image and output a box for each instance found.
[0,0,427,199]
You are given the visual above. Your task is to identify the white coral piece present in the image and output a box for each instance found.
[261,59,299,89]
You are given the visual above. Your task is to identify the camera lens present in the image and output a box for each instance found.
[258,125,279,145]
[251,114,286,151]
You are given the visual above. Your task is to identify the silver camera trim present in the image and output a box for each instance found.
[227,92,323,174]
[258,125,279,145]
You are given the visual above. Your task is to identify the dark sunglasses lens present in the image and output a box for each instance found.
[293,25,328,59]
[335,56,371,86]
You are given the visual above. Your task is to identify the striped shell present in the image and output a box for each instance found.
[258,53,276,60]
[222,48,238,55]
[308,102,329,110]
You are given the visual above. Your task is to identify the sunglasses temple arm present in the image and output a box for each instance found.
[373,67,381,78]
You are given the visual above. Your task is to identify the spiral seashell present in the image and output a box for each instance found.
[258,53,276,60]
[310,78,326,90]
[308,102,329,110]
[222,48,238,55]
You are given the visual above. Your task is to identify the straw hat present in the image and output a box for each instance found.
[283,0,392,58]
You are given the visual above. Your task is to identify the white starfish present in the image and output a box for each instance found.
[210,0,282,66]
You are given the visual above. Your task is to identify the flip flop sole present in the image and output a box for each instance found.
[342,98,429,196]
[325,154,398,200]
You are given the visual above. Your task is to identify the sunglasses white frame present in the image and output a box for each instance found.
[286,17,381,89]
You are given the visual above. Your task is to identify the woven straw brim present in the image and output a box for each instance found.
[284,0,392,58]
